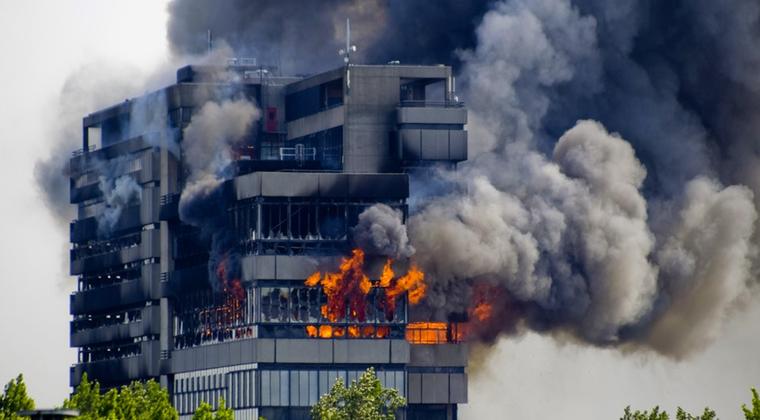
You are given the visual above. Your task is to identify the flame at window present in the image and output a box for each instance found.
[304,248,425,338]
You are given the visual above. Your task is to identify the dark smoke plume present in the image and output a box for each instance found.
[353,204,415,259]
[411,0,760,357]
[29,0,758,359]
[166,0,493,73]
[178,97,260,292]
[162,0,760,358]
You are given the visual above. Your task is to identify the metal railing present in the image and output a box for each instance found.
[160,193,180,206]
[399,99,465,108]
[71,144,98,157]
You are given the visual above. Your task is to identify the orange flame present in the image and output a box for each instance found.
[348,325,360,338]
[318,325,333,338]
[376,326,390,338]
[304,249,427,324]
[304,249,429,339]
[306,324,395,339]
[379,259,394,288]
[361,325,376,337]
[305,249,372,322]
[306,325,318,337]
[472,301,493,322]
[405,322,468,344]
[199,254,246,338]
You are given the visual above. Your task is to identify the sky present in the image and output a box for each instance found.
[0,1,758,418]
[0,0,170,407]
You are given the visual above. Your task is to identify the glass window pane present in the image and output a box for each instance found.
[261,371,271,406]
[280,371,289,406]
[299,371,309,406]
[290,371,299,406]
[309,370,319,406]
[319,370,329,396]
[396,371,405,394]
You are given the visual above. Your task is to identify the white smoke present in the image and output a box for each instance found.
[97,174,142,235]
[649,178,756,355]
[178,98,260,221]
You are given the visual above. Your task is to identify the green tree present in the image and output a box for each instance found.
[621,406,717,420]
[675,407,717,420]
[311,367,405,420]
[64,373,177,420]
[621,405,670,420]
[0,375,34,420]
[743,388,760,420]
[192,397,233,420]
[192,401,213,420]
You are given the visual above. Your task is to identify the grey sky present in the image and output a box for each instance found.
[0,1,757,418]
[0,0,169,406]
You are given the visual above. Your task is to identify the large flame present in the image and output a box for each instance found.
[381,262,425,320]
[305,248,373,322]
[304,249,426,323]
[304,248,427,339]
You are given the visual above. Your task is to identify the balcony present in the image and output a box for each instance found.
[397,129,467,163]
[70,229,159,275]
[70,264,160,314]
[397,101,467,125]
[70,305,160,347]
[70,340,160,387]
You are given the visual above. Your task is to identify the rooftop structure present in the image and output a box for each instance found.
[68,61,469,420]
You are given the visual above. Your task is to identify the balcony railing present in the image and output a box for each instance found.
[399,100,465,108]
[71,144,98,157]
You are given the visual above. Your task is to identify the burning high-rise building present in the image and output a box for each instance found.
[68,60,469,419]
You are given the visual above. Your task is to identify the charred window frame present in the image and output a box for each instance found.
[258,286,407,325]
[78,265,141,291]
[231,199,406,256]
[172,287,257,349]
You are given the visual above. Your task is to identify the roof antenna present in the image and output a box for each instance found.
[207,29,213,54]
[338,18,357,65]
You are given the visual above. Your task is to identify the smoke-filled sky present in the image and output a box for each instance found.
[2,1,759,418]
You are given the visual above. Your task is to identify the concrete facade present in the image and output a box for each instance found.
[68,62,468,419]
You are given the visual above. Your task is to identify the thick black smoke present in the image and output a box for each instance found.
[164,0,760,358]
[166,0,493,73]
[40,0,748,359]
[178,96,260,292]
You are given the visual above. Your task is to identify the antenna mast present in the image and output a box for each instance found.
[338,18,357,65]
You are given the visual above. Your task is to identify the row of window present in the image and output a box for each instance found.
[259,287,405,324]
[173,368,404,413]
[78,336,155,363]
[71,231,141,260]
[72,308,141,332]
[77,265,141,291]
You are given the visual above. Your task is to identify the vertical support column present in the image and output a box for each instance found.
[256,198,263,255]
[159,135,177,388]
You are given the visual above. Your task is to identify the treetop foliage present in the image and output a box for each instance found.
[0,375,34,420]
[621,403,718,420]
[311,367,406,420]
[63,373,178,420]
[191,397,233,420]
[742,388,760,420]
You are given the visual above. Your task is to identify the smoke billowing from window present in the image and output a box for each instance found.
[166,0,493,73]
[353,204,415,260]
[31,0,760,358]
[164,0,760,357]
[178,98,260,293]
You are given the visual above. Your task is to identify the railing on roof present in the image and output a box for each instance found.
[160,193,180,206]
[399,100,465,108]
[227,57,257,66]
[71,144,98,157]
